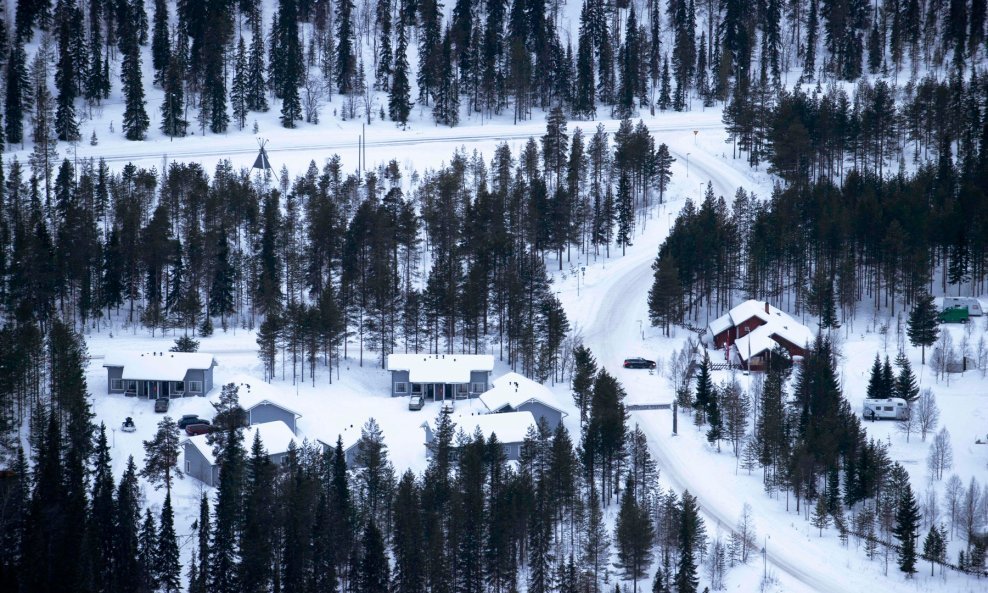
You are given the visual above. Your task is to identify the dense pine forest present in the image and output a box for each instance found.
[2,0,988,591]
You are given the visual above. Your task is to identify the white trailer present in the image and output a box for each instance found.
[863,398,909,421]
[942,297,984,316]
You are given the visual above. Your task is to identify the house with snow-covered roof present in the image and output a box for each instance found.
[386,353,494,401]
[183,421,296,487]
[479,372,567,430]
[422,411,537,461]
[103,351,216,399]
[316,422,365,468]
[707,300,814,370]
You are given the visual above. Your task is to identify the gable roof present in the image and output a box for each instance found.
[103,351,216,381]
[429,411,537,444]
[387,353,495,383]
[734,319,814,362]
[184,420,297,466]
[244,398,303,418]
[479,372,567,416]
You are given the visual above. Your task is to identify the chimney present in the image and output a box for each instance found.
[765,301,770,314]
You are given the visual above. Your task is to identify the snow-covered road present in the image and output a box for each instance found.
[570,147,854,593]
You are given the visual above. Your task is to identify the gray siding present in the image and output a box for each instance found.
[345,444,360,467]
[184,369,207,395]
[517,401,563,430]
[106,367,124,394]
[249,404,297,434]
[184,443,218,487]
[204,365,214,393]
[391,370,410,397]
[469,371,490,395]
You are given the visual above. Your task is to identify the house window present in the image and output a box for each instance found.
[173,381,185,394]
[189,381,203,393]
[411,383,423,394]
[185,460,191,473]
[471,382,485,393]
[394,382,408,394]
[111,379,123,391]
[457,383,468,394]
[125,381,137,394]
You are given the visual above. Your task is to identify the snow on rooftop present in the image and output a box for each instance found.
[479,372,565,414]
[232,377,303,417]
[707,313,733,337]
[728,300,774,326]
[103,351,216,381]
[387,353,494,383]
[444,411,537,444]
[185,420,297,466]
[733,325,781,361]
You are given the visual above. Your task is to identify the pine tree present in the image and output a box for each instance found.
[866,354,885,399]
[209,419,246,593]
[907,293,939,364]
[893,476,920,576]
[141,415,183,494]
[375,0,393,90]
[160,48,187,138]
[648,253,682,336]
[239,432,276,593]
[360,519,391,593]
[388,23,413,125]
[6,41,27,145]
[921,524,945,576]
[433,29,459,126]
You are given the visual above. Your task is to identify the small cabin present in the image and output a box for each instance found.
[479,372,568,430]
[862,398,909,421]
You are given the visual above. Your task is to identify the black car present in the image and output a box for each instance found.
[623,357,656,369]
[154,398,170,413]
[178,415,209,429]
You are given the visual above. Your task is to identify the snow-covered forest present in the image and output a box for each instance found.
[2,0,988,593]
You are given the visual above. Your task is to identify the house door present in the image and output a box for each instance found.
[427,384,435,400]
[146,381,158,399]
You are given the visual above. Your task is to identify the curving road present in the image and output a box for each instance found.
[577,151,852,593]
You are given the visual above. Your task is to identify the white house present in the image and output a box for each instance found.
[104,351,216,399]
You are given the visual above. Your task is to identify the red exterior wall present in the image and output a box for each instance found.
[713,316,767,349]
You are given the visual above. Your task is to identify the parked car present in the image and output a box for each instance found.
[177,414,208,429]
[185,423,213,436]
[623,357,656,369]
[154,398,170,413]
[408,394,425,411]
[121,417,137,433]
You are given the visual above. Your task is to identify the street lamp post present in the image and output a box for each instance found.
[637,319,643,341]
[686,152,691,178]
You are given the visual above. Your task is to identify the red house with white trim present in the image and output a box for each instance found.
[707,300,814,370]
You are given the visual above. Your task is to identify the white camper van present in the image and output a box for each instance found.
[863,398,909,421]
[942,297,984,316]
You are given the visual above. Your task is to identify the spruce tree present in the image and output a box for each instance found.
[151,0,170,86]
[657,55,671,111]
[705,386,722,449]
[615,475,654,593]
[160,48,187,138]
[907,293,939,364]
[278,0,303,127]
[231,36,249,129]
[5,41,27,145]
[120,10,149,140]
[113,457,142,593]
[572,345,597,424]
[893,476,920,576]
[811,495,830,535]
[360,519,391,593]
[573,3,596,119]
[388,23,413,125]
[246,12,269,111]
[336,0,356,95]
[138,509,159,593]
[894,351,920,403]
[158,492,182,593]
[675,490,700,593]
[53,0,79,141]
[209,420,246,593]
[615,171,633,255]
